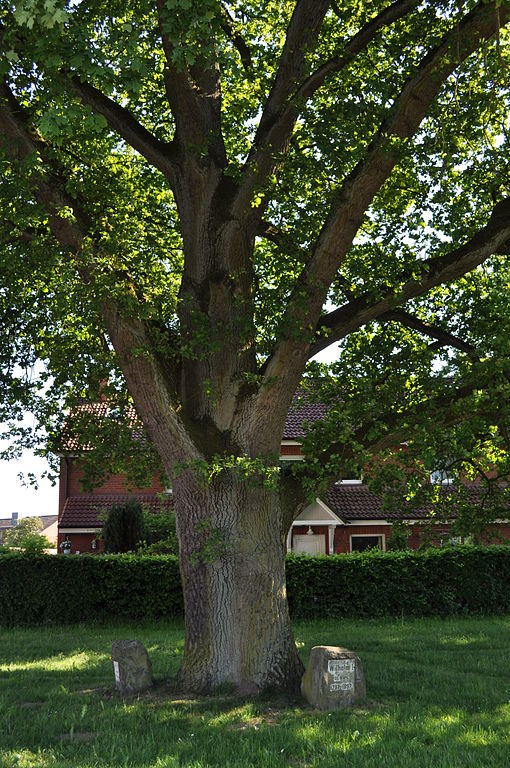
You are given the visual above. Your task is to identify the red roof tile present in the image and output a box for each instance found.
[60,402,142,452]
[283,386,329,440]
[61,383,330,450]
[59,494,173,528]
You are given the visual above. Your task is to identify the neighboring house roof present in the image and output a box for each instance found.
[60,493,173,528]
[324,483,507,523]
[0,514,58,530]
[59,402,142,452]
[40,515,59,530]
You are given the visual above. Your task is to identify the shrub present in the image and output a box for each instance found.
[0,552,182,626]
[4,518,52,554]
[139,509,178,555]
[285,546,510,618]
[102,498,146,553]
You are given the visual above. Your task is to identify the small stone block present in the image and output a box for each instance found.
[301,646,365,711]
[111,640,153,695]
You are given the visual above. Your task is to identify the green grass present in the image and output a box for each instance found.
[2,617,510,767]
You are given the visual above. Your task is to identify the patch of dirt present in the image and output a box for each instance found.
[227,708,283,731]
[59,732,98,744]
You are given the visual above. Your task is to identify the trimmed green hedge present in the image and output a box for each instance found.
[286,547,510,618]
[0,552,182,626]
[2,546,510,626]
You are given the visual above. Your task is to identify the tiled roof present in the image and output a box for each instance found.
[61,382,330,450]
[283,388,329,440]
[324,483,507,522]
[59,494,173,528]
[325,484,387,521]
[40,515,59,531]
[0,514,58,530]
[60,402,142,452]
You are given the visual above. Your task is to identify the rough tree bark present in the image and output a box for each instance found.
[173,470,304,693]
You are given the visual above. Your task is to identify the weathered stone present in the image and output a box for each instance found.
[301,646,365,711]
[111,639,153,695]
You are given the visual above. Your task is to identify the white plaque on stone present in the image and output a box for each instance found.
[301,646,366,711]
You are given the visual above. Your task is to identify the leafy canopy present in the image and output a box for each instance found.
[0,0,509,517]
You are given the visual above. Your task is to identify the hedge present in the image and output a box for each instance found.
[286,546,510,618]
[0,552,182,626]
[2,546,510,626]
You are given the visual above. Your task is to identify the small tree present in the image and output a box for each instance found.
[102,499,146,554]
[4,517,52,554]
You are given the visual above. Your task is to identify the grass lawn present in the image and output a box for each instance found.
[1,617,510,767]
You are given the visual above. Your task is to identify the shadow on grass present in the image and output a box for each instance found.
[2,617,510,767]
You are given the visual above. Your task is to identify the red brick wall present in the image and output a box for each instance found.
[408,522,510,548]
[483,524,510,543]
[57,531,101,555]
[334,524,392,553]
[290,521,510,554]
[65,459,165,498]
[291,525,329,552]
[58,458,70,516]
[281,444,302,456]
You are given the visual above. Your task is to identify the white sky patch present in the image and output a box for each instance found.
[0,446,58,519]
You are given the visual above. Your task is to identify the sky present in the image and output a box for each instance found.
[0,450,58,520]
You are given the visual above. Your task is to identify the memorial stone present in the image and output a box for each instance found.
[301,646,365,711]
[111,639,153,695]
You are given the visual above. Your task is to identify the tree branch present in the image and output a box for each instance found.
[69,77,178,187]
[232,0,417,220]
[220,4,253,73]
[311,366,508,480]
[379,309,478,356]
[310,198,510,356]
[288,0,418,118]
[0,80,200,468]
[0,81,86,253]
[155,0,226,167]
[231,0,330,217]
[265,3,510,372]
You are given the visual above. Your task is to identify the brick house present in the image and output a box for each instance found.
[57,396,510,555]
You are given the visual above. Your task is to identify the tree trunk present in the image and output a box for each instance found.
[172,470,304,694]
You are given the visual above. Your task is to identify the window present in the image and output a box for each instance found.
[350,535,385,552]
[430,467,455,484]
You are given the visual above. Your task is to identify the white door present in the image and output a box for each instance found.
[293,534,325,555]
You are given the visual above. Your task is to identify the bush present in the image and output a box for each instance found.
[0,552,182,626]
[4,518,52,554]
[2,546,510,626]
[139,509,178,555]
[102,498,146,553]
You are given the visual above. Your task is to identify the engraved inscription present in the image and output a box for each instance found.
[328,659,355,693]
[113,660,120,683]
[328,660,355,677]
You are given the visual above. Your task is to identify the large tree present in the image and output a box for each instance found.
[1,0,510,693]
